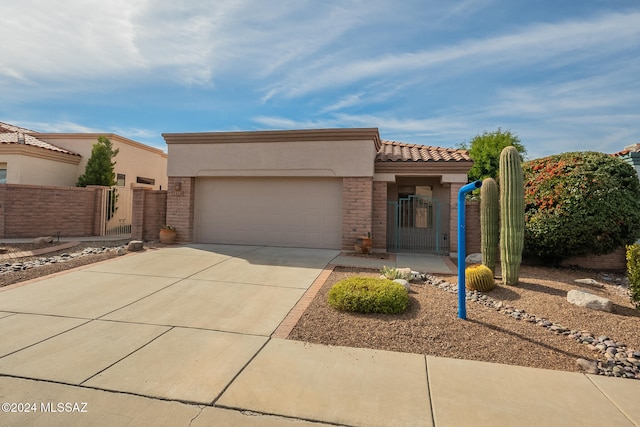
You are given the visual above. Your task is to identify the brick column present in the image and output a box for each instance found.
[131,187,146,240]
[167,177,195,243]
[142,191,167,241]
[341,177,373,250]
[449,182,464,258]
[372,181,387,251]
[0,185,5,238]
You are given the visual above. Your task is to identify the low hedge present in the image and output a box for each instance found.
[327,277,409,314]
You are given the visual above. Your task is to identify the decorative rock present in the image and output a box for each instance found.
[574,278,604,288]
[567,290,612,312]
[576,358,599,374]
[465,253,483,264]
[127,240,144,252]
[393,279,411,291]
[115,247,127,256]
[33,237,49,246]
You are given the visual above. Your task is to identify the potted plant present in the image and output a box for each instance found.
[354,232,373,254]
[159,225,177,244]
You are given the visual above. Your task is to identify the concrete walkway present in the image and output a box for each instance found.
[0,244,638,426]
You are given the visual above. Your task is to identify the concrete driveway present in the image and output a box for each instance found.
[1,245,639,426]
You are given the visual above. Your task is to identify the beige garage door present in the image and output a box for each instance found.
[194,177,343,249]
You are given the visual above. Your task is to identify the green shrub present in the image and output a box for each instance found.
[626,244,640,310]
[523,151,640,261]
[327,277,409,314]
[380,265,410,280]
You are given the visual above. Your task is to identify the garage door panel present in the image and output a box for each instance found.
[195,178,342,249]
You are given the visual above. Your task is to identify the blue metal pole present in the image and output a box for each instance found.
[457,180,482,319]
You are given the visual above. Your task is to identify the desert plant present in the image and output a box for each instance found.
[465,264,495,292]
[327,277,409,314]
[500,146,525,286]
[524,152,640,261]
[380,265,411,281]
[627,244,640,310]
[480,177,499,274]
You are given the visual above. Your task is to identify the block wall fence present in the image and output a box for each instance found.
[0,184,104,238]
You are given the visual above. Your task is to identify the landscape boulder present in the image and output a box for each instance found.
[567,289,612,312]
[393,279,411,291]
[574,278,604,288]
[127,241,144,252]
[465,253,483,264]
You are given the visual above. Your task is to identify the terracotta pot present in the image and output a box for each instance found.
[159,229,176,244]
[354,236,373,254]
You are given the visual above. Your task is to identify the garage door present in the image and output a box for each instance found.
[194,177,343,249]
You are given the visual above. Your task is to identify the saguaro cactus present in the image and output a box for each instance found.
[499,146,524,285]
[480,177,499,274]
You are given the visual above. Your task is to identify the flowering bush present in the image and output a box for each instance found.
[523,151,640,261]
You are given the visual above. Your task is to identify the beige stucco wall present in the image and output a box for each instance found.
[37,134,168,190]
[167,139,376,178]
[0,153,79,186]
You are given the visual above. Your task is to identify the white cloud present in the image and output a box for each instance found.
[263,11,640,99]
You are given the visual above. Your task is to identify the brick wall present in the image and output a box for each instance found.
[166,177,195,244]
[465,200,481,254]
[372,181,387,250]
[342,177,373,250]
[132,188,168,241]
[0,184,104,238]
[448,183,464,256]
[560,248,626,271]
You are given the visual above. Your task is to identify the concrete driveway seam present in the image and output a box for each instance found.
[79,326,175,386]
[0,317,93,359]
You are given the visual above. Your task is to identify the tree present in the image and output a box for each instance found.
[523,151,640,262]
[459,129,527,182]
[76,136,119,187]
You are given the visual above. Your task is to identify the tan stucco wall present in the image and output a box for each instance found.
[167,139,376,178]
[37,135,168,190]
[0,153,79,186]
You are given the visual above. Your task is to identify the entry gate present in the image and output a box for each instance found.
[387,195,448,254]
[100,187,132,236]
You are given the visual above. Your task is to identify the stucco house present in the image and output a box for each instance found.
[0,121,168,190]
[163,128,472,256]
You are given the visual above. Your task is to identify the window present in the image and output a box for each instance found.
[0,163,6,184]
[136,176,155,185]
[116,173,126,187]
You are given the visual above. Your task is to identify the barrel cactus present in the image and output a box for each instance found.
[465,264,495,292]
[499,146,525,286]
[480,177,499,274]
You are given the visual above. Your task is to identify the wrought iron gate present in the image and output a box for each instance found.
[100,187,132,236]
[387,195,448,254]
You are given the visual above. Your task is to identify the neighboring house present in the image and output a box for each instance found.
[0,121,168,190]
[614,143,640,182]
[163,128,473,257]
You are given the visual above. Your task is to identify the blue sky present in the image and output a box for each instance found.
[1,0,639,159]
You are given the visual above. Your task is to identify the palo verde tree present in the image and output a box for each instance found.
[76,135,119,187]
[459,128,527,182]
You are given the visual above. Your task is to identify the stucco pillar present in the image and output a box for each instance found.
[342,177,373,250]
[167,177,195,243]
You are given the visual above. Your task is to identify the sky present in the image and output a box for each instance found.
[1,0,639,160]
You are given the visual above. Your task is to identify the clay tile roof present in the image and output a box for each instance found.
[0,122,80,156]
[376,140,471,162]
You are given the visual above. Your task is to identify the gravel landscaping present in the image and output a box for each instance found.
[288,265,640,379]
[0,240,132,288]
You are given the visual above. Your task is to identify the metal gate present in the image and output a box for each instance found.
[387,195,448,254]
[100,187,132,237]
